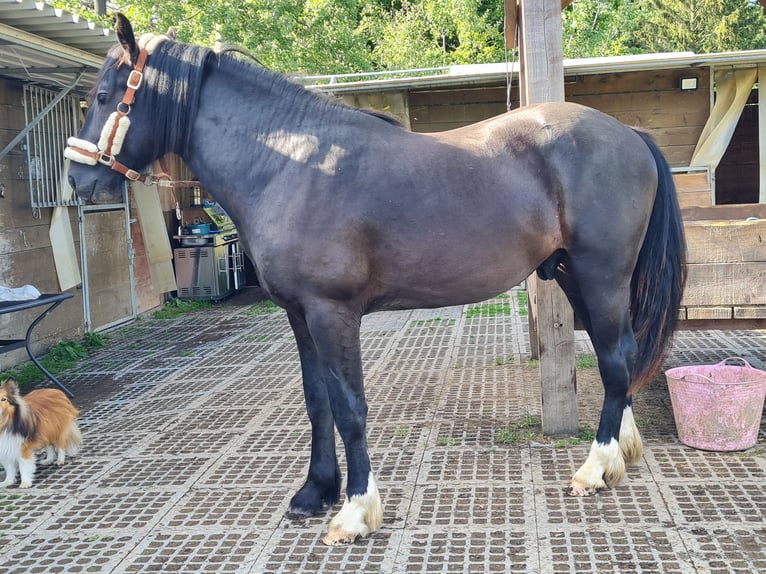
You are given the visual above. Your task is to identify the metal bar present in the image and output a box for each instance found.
[0,293,75,398]
[23,297,75,398]
[78,204,90,332]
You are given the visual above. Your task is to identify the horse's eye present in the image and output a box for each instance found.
[97,91,108,105]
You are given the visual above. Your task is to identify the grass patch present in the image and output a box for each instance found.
[527,358,539,368]
[465,300,511,319]
[576,354,597,368]
[0,336,105,386]
[494,356,514,366]
[242,300,282,315]
[554,428,596,448]
[152,298,212,319]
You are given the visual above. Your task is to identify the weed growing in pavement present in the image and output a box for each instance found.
[553,428,596,448]
[516,290,529,316]
[242,300,283,315]
[410,318,456,327]
[576,354,597,368]
[152,297,212,319]
[465,300,512,318]
[435,437,461,446]
[496,415,543,444]
[0,337,104,386]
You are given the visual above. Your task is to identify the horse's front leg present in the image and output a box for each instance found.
[569,326,643,496]
[285,311,342,519]
[303,301,382,545]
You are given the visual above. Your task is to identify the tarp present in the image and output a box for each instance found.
[690,67,758,170]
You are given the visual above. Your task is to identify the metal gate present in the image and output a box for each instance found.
[22,85,82,210]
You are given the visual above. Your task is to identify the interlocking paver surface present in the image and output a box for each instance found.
[1,288,765,573]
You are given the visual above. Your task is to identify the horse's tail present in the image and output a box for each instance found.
[628,129,687,393]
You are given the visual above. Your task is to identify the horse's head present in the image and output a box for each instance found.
[67,14,173,203]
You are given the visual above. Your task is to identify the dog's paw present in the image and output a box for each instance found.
[19,481,32,489]
[0,481,13,488]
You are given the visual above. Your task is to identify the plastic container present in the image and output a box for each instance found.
[665,358,766,451]
[188,223,211,235]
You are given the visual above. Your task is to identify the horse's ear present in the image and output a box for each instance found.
[114,13,139,62]
[166,26,177,41]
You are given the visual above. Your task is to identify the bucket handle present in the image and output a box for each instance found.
[680,372,715,385]
[717,357,752,369]
[679,357,758,385]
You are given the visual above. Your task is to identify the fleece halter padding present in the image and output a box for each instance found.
[64,34,169,182]
[96,112,131,156]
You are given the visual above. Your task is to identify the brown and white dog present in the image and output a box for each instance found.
[0,379,81,488]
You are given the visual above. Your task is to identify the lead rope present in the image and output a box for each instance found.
[505,20,519,112]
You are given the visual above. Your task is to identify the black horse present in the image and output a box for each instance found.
[66,15,685,545]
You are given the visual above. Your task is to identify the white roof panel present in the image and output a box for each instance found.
[0,0,114,95]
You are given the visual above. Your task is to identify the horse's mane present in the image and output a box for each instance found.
[138,40,403,151]
[142,41,211,157]
[360,109,404,127]
[211,50,405,128]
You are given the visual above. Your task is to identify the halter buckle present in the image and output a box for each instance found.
[124,168,144,182]
[98,152,114,166]
[127,69,143,90]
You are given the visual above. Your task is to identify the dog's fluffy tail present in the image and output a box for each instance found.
[65,422,82,457]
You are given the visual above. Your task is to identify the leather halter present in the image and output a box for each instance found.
[65,48,161,185]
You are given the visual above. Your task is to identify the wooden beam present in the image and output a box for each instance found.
[505,1,573,50]
[518,0,578,437]
[504,1,517,49]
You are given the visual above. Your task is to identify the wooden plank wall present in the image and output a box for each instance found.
[674,171,712,209]
[681,219,766,321]
[565,69,710,167]
[409,68,710,168]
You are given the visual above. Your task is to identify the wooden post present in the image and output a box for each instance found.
[760,65,766,204]
[517,0,579,436]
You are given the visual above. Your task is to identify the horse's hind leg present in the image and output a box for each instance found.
[285,310,342,519]
[555,271,643,496]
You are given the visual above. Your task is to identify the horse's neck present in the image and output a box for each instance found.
[184,63,341,199]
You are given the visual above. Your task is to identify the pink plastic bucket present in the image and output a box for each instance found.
[665,358,766,451]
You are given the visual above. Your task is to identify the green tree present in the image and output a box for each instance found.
[628,0,766,53]
[49,0,766,73]
[52,0,372,74]
[359,0,504,70]
[561,0,643,58]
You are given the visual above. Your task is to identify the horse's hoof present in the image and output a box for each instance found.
[287,478,340,519]
[284,504,329,521]
[568,480,600,497]
[322,472,382,546]
[322,529,358,546]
